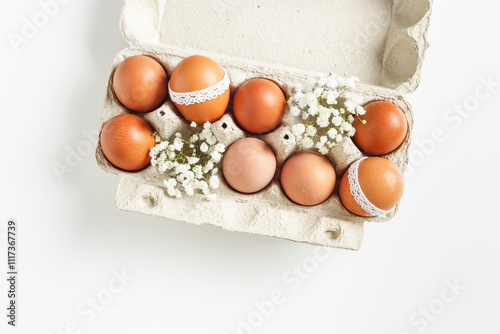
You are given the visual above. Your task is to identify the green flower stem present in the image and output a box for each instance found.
[356,114,367,124]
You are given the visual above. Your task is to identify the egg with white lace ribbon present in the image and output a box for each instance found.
[169,55,230,124]
[339,157,404,217]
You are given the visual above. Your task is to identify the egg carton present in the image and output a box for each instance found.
[96,0,433,250]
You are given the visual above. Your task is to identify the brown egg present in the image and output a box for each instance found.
[233,78,286,134]
[339,157,404,217]
[352,100,408,155]
[280,152,336,206]
[222,138,276,193]
[169,55,230,124]
[113,55,168,112]
[100,114,156,171]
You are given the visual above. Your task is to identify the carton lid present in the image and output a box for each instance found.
[120,0,432,95]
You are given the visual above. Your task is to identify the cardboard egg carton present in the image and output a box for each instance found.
[96,0,433,250]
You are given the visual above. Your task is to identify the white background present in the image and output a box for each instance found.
[1,1,499,334]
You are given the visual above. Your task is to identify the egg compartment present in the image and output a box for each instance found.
[106,53,171,113]
[96,0,433,250]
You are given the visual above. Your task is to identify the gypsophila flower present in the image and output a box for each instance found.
[175,163,189,174]
[290,105,301,117]
[154,132,161,143]
[319,146,329,155]
[198,181,209,192]
[204,160,214,172]
[308,104,319,117]
[185,171,195,180]
[185,187,194,196]
[214,143,225,153]
[304,92,317,107]
[318,106,331,119]
[287,72,366,155]
[210,151,222,163]
[206,136,217,145]
[166,186,177,197]
[193,165,203,179]
[298,97,307,109]
[331,116,343,127]
[164,178,177,188]
[313,87,323,97]
[344,100,355,112]
[158,163,168,173]
[209,175,220,189]
[150,147,159,158]
[292,124,306,136]
[317,117,329,128]
[190,121,197,128]
[158,141,168,150]
[302,136,314,149]
[326,91,338,105]
[187,156,200,165]
[327,128,338,139]
[306,125,317,136]
[356,105,366,116]
[150,122,225,200]
[173,137,184,151]
[201,129,212,140]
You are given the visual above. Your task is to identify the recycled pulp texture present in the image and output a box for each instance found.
[96,0,433,250]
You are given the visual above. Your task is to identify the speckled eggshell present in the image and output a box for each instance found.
[280,152,336,206]
[339,157,404,217]
[169,55,230,124]
[353,100,408,155]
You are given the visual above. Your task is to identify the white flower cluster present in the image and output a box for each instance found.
[288,73,367,155]
[149,121,225,201]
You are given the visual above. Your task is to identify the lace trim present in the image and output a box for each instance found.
[347,158,393,217]
[168,68,230,106]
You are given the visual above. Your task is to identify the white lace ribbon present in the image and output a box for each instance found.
[347,157,393,217]
[168,68,230,106]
